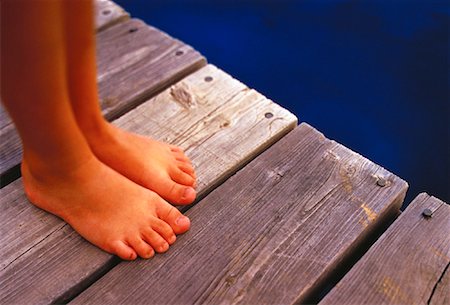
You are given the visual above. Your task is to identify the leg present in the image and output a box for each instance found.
[61,0,197,205]
[1,0,190,260]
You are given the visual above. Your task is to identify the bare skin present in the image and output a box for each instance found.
[1,0,193,260]
[62,0,197,204]
[21,156,190,260]
[84,123,198,205]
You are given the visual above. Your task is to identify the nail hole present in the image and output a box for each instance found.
[102,9,111,15]
[204,76,213,82]
[128,27,138,33]
[265,112,274,119]
[175,50,184,56]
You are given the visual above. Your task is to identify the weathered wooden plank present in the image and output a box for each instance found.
[0,104,21,186]
[0,202,115,304]
[0,65,296,304]
[430,262,450,305]
[94,0,129,32]
[96,18,206,120]
[0,18,206,184]
[114,64,297,195]
[320,193,450,305]
[0,180,63,271]
[71,123,408,305]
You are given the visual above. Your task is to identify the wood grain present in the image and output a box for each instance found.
[0,18,206,183]
[320,193,450,305]
[0,104,21,186]
[71,123,408,305]
[0,66,296,304]
[94,0,129,32]
[113,64,298,197]
[95,18,206,120]
[430,262,450,305]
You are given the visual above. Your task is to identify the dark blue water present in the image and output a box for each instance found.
[116,0,449,208]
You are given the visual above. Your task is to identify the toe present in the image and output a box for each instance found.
[171,149,192,164]
[150,217,177,244]
[110,240,137,261]
[128,236,155,259]
[165,179,196,204]
[156,201,191,235]
[169,145,184,153]
[177,162,195,175]
[175,154,192,164]
[142,226,170,253]
[170,167,196,187]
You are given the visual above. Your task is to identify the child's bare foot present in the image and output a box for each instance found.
[21,156,190,260]
[83,122,197,205]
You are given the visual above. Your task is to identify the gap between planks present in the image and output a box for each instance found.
[71,122,408,305]
[0,18,206,186]
[319,193,450,305]
[0,64,297,305]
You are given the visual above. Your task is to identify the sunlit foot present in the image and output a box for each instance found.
[21,156,191,260]
[85,123,197,205]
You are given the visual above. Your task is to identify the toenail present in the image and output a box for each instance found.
[175,215,190,226]
[169,235,176,244]
[183,187,196,199]
[158,243,169,252]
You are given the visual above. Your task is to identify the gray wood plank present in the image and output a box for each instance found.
[113,64,298,196]
[320,193,450,305]
[94,0,129,32]
[430,262,450,305]
[71,123,408,305]
[0,104,21,186]
[0,66,296,304]
[0,18,206,184]
[96,18,206,120]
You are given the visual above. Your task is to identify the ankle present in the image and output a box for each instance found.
[77,115,111,140]
[22,148,95,184]
[82,120,124,152]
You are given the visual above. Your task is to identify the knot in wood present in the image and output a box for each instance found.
[170,84,197,109]
[220,121,230,128]
[225,274,237,286]
[267,169,284,182]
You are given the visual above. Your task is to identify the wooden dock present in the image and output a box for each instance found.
[1,1,449,304]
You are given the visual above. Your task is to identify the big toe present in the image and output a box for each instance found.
[160,177,197,205]
[156,200,191,235]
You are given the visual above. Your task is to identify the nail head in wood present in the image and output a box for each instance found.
[376,177,387,187]
[422,208,433,218]
[102,9,111,15]
[265,112,274,119]
[204,76,213,82]
[128,27,138,33]
[175,50,184,56]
